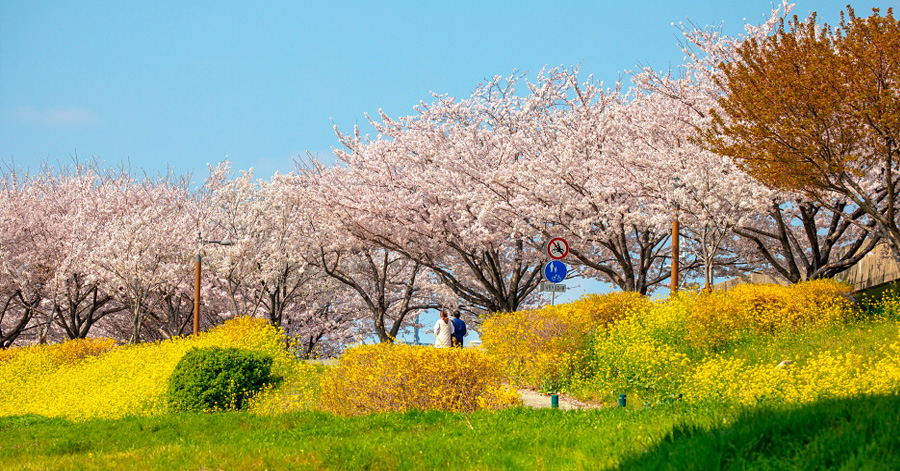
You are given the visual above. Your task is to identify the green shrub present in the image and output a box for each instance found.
[167,347,276,412]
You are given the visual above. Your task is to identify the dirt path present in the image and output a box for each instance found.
[517,389,602,410]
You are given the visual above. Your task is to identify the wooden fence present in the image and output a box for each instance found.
[835,242,900,291]
[715,242,900,292]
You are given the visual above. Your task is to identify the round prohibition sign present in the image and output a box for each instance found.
[545,237,569,260]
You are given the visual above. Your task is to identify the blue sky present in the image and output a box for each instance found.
[3,1,888,342]
[2,1,886,181]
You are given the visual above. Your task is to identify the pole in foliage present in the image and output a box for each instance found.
[193,232,233,336]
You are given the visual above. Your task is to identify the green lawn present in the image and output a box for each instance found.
[2,394,899,470]
[620,394,900,471]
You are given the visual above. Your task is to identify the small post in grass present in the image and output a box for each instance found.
[618,394,627,407]
[551,394,559,408]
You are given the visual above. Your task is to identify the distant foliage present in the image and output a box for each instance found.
[167,347,276,412]
[319,343,518,416]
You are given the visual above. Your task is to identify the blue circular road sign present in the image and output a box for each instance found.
[543,260,567,283]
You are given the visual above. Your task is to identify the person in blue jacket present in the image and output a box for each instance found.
[450,311,467,348]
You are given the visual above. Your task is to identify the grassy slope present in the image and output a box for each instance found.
[1,405,700,471]
[727,320,900,365]
[620,394,900,471]
[2,394,899,470]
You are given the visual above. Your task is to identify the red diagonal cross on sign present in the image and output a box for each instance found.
[545,237,569,260]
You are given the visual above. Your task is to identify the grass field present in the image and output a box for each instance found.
[2,394,898,470]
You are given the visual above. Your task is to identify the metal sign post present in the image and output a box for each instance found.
[539,281,567,305]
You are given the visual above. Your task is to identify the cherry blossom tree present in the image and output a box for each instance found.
[203,163,361,353]
[280,278,361,358]
[0,163,130,345]
[455,69,679,294]
[293,162,447,342]
[203,164,316,326]
[140,265,202,341]
[24,163,132,341]
[91,171,197,344]
[527,80,682,293]
[331,76,551,314]
[333,68,704,297]
[619,81,775,289]
[0,168,41,347]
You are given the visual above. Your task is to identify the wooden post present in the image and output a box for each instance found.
[193,254,201,336]
[671,218,680,294]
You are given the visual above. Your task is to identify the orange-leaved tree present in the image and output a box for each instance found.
[704,7,900,261]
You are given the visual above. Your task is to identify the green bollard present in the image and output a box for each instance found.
[551,394,559,408]
[618,394,627,407]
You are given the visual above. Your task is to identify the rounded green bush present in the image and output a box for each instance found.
[167,347,276,412]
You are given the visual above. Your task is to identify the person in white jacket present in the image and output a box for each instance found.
[433,310,455,348]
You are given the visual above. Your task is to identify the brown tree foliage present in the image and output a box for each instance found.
[705,7,900,259]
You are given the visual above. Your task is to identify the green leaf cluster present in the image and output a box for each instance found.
[167,347,276,412]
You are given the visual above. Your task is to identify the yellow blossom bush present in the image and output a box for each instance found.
[673,290,746,350]
[319,343,519,416]
[246,361,328,415]
[0,317,316,420]
[585,297,691,400]
[669,280,857,350]
[480,292,649,390]
[574,292,651,327]
[56,337,118,363]
[733,280,857,333]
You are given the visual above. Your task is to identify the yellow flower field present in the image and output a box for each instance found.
[3,280,899,421]
[481,292,648,389]
[0,317,315,420]
[682,339,900,405]
[481,280,900,406]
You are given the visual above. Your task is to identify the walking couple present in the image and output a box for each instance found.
[434,310,467,348]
